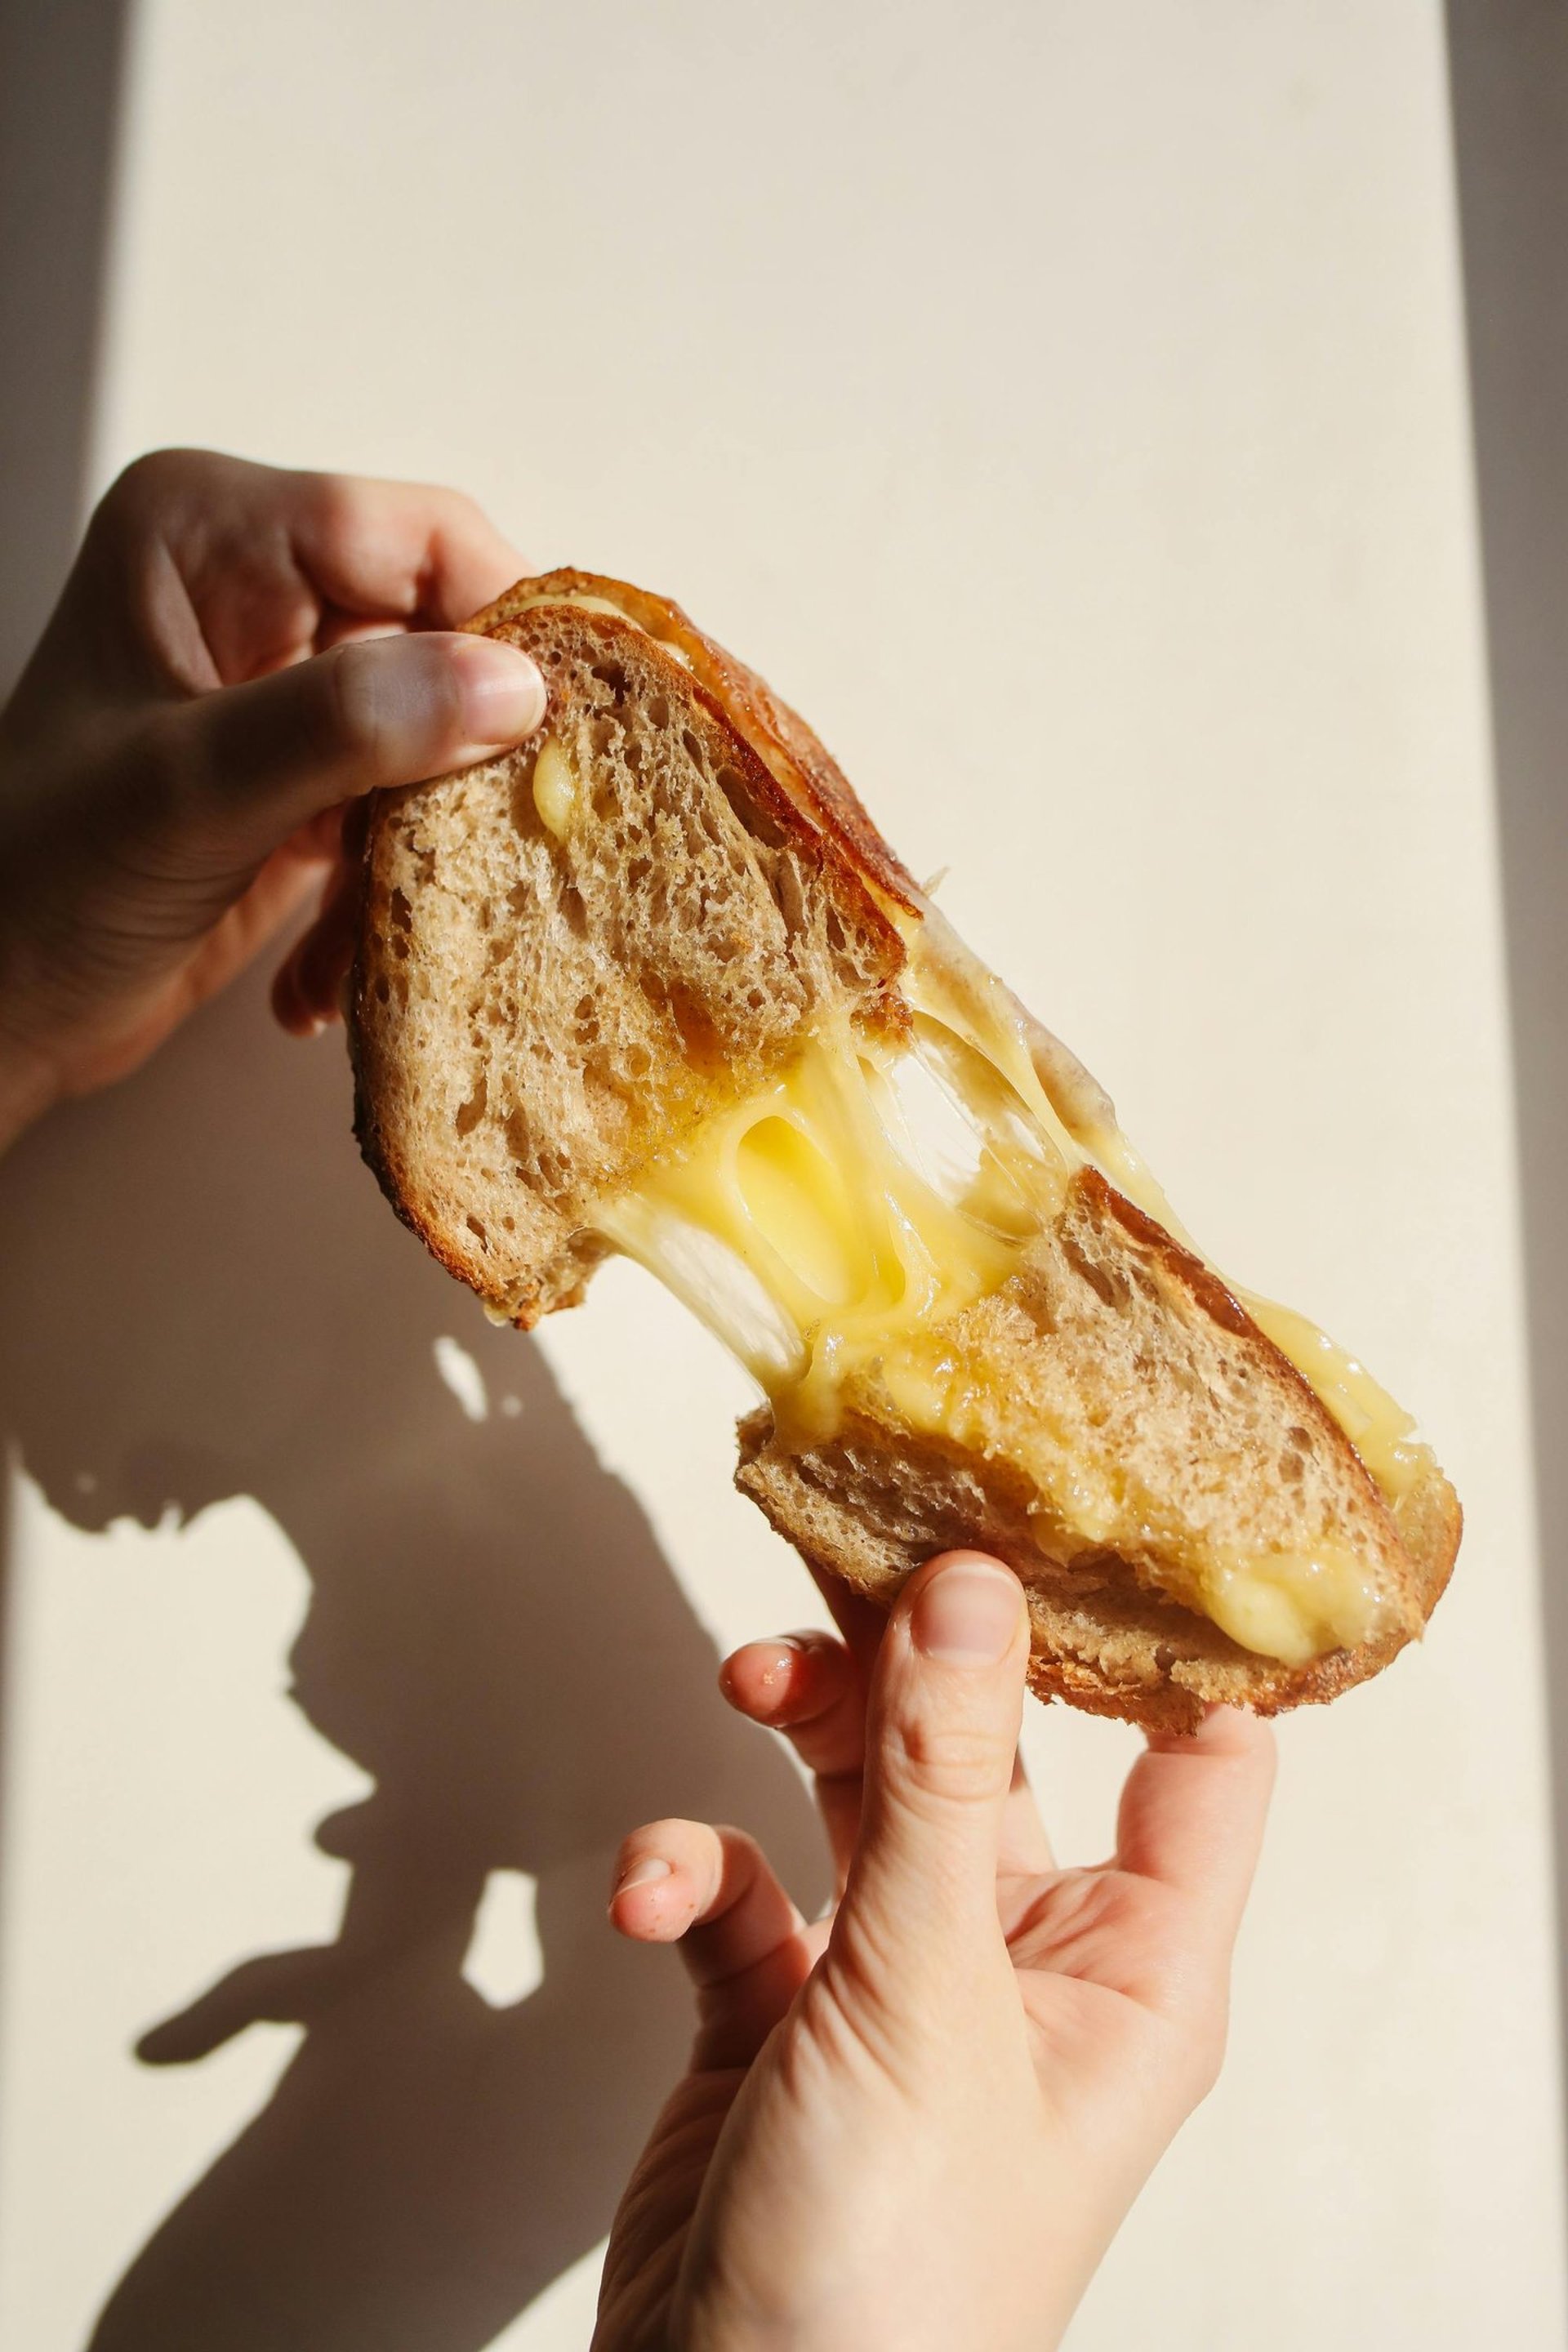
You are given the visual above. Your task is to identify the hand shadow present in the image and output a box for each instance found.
[0,963,821,2352]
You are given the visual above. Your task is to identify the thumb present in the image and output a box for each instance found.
[154,630,546,866]
[835,1552,1029,1992]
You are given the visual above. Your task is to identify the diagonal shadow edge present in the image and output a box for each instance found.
[1444,0,1568,2208]
[0,0,136,2055]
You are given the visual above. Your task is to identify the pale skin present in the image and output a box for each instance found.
[0,448,1278,2350]
[600,1557,1274,2352]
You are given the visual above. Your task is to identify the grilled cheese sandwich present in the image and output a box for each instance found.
[350,570,1460,1730]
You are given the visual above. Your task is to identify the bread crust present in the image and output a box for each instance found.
[350,571,1462,1729]
[733,1161,1459,1731]
[736,1407,1462,1734]
[473,572,924,920]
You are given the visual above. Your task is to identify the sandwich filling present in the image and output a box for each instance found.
[506,599,1431,1673]
[599,942,1431,1672]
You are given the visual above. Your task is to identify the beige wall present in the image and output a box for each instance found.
[2,3,1562,2345]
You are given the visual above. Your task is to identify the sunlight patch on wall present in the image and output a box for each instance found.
[461,1868,544,2008]
[434,1334,490,1423]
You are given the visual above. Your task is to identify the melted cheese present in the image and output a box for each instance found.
[864,1332,1385,1667]
[590,972,1426,1668]
[514,633,1428,1668]
[1237,1295,1432,1502]
[508,590,693,666]
[1201,1544,1383,1665]
[531,737,576,840]
[601,1022,1042,1441]
[898,929,1431,1510]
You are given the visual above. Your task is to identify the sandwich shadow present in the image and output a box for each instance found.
[0,964,820,2351]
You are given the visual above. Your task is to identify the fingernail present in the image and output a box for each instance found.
[911,1557,1022,1666]
[450,636,547,746]
[720,1633,803,1695]
[617,1855,672,1894]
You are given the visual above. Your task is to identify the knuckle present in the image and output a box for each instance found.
[826,1901,906,2016]
[100,448,173,514]
[94,448,200,540]
[711,1822,758,1856]
[314,639,393,766]
[1185,2014,1229,2107]
[447,487,494,540]
[295,468,363,549]
[114,709,189,834]
[634,1816,693,1851]
[705,1829,762,1907]
[61,710,236,898]
[884,1711,1011,1808]
[417,479,484,532]
[1165,1985,1230,2109]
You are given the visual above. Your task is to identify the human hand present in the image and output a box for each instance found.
[0,448,544,1147]
[599,1553,1275,2352]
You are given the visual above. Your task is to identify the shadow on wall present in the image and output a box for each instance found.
[0,966,820,2351]
[0,0,134,1922]
[1445,0,1568,2175]
[0,0,131,697]
[0,11,817,2337]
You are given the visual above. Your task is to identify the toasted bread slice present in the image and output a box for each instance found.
[350,572,1460,1731]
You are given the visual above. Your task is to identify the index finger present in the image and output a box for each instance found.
[287,471,528,630]
[721,1633,866,1894]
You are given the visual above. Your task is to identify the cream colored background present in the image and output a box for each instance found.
[2,2,1563,2345]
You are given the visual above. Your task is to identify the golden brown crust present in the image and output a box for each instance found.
[469,571,924,919]
[466,588,914,977]
[349,865,523,1317]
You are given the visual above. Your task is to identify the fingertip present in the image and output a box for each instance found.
[1204,1701,1269,1735]
[269,948,318,1036]
[608,1890,679,1943]
[719,1636,808,1721]
[903,1552,1027,1669]
[719,1632,853,1732]
[270,934,336,1036]
[1219,1707,1278,1781]
[1155,1705,1276,1762]
[608,1852,684,1940]
[445,633,548,749]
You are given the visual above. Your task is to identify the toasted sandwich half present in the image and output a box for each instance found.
[350,572,1460,1731]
